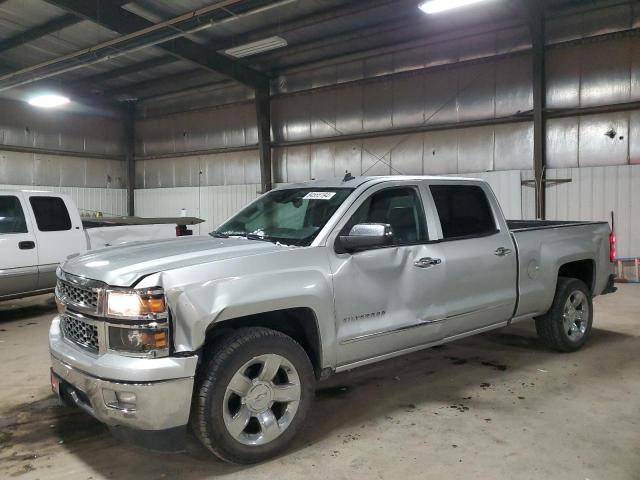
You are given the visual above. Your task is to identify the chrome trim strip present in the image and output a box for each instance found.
[340,302,514,345]
[340,318,445,345]
[444,302,513,321]
[336,321,509,373]
[57,270,106,290]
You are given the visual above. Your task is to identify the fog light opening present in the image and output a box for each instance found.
[115,391,137,411]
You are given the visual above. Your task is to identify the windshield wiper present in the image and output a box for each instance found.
[245,233,272,242]
[211,231,273,242]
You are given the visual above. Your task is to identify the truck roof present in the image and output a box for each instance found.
[278,175,484,189]
[0,188,64,195]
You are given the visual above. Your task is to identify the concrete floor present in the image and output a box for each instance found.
[1,286,638,480]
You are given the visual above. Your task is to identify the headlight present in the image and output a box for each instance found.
[108,325,169,355]
[105,287,170,357]
[106,288,166,320]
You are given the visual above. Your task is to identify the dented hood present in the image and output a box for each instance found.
[61,236,292,287]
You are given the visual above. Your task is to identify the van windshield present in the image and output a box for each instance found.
[212,188,353,246]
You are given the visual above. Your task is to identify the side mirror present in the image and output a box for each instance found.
[335,223,393,253]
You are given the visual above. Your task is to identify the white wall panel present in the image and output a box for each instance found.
[135,184,260,236]
[0,184,127,217]
[546,166,640,258]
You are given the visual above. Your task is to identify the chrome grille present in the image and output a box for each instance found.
[61,314,99,353]
[57,281,98,310]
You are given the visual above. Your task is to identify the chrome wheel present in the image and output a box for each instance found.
[562,290,589,341]
[222,354,301,446]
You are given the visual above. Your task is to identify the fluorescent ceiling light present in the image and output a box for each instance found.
[224,36,287,58]
[28,94,69,108]
[419,0,490,14]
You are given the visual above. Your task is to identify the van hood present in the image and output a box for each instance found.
[62,236,293,286]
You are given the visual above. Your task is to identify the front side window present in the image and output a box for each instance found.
[29,196,72,232]
[215,188,353,246]
[430,184,497,239]
[0,196,28,234]
[341,187,428,246]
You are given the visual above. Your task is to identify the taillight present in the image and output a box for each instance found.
[609,232,616,262]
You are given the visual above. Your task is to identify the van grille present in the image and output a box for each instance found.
[61,314,99,353]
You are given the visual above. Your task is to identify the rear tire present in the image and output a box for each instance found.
[535,277,593,352]
[191,327,315,464]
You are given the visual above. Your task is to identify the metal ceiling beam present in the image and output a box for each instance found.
[104,68,215,98]
[44,0,269,90]
[70,55,179,88]
[0,14,80,53]
[215,0,411,52]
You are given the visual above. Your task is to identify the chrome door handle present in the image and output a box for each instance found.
[494,247,512,256]
[414,257,442,268]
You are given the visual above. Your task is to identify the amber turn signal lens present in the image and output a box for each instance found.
[55,297,65,313]
[141,296,166,314]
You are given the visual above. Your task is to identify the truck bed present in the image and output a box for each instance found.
[507,220,608,232]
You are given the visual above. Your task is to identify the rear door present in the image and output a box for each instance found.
[426,181,517,338]
[26,194,86,289]
[0,193,39,298]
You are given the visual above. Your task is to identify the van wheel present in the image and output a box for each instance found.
[191,327,315,464]
[535,277,593,352]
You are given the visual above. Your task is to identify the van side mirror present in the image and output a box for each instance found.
[335,223,393,254]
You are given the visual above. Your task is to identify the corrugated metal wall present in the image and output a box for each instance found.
[0,149,127,188]
[135,150,260,188]
[128,4,640,256]
[0,98,128,214]
[545,166,640,259]
[271,124,534,182]
[0,98,125,158]
[134,184,260,235]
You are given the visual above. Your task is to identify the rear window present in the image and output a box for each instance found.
[430,185,497,239]
[0,195,28,234]
[29,196,72,232]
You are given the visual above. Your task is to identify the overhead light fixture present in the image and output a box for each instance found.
[224,36,287,58]
[419,0,491,14]
[27,94,70,108]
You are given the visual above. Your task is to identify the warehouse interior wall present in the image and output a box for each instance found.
[0,97,129,216]
[1,2,638,257]
[132,2,640,257]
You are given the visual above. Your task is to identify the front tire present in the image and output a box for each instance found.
[535,277,593,352]
[191,327,315,464]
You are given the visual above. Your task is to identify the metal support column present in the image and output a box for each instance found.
[527,1,547,220]
[255,85,272,194]
[125,102,136,216]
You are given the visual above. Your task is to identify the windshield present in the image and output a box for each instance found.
[213,188,353,246]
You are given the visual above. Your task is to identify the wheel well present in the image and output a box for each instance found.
[202,308,322,378]
[558,260,594,292]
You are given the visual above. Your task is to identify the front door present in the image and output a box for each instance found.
[328,183,447,367]
[0,193,39,298]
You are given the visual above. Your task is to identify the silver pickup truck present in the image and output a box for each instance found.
[49,175,616,464]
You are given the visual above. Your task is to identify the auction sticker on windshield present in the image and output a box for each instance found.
[303,192,336,200]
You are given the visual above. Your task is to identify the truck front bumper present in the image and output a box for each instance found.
[49,316,197,433]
